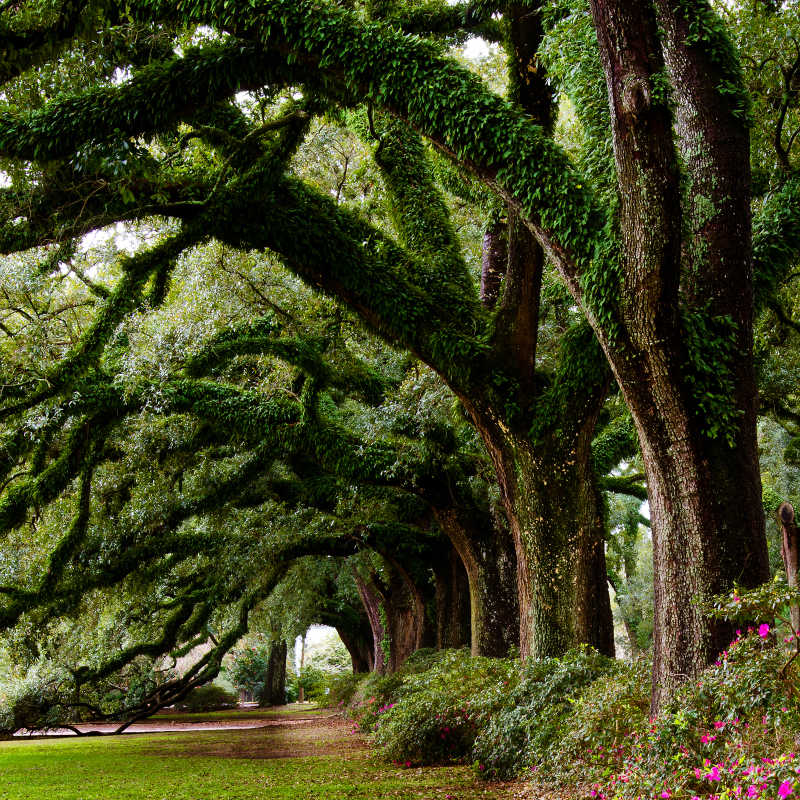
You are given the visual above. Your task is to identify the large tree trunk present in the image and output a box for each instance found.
[382,559,429,671]
[353,569,387,675]
[433,504,519,656]
[587,0,770,709]
[352,558,430,673]
[465,405,615,659]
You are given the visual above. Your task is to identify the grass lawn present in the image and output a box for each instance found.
[0,711,518,799]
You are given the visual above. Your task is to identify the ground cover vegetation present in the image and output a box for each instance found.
[0,0,800,796]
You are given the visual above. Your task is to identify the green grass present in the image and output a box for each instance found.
[0,715,510,799]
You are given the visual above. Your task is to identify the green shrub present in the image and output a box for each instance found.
[545,657,651,783]
[0,663,75,735]
[371,650,519,766]
[349,670,405,732]
[471,646,615,779]
[225,643,270,700]
[328,672,366,707]
[175,683,238,712]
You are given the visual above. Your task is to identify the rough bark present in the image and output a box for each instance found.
[464,401,614,659]
[382,556,429,671]
[480,219,507,308]
[353,570,387,674]
[352,558,430,673]
[575,405,616,657]
[335,623,374,674]
[588,0,770,708]
[433,504,519,657]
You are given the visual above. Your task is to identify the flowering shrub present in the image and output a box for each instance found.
[349,671,406,732]
[371,650,519,766]
[347,582,800,799]
[581,582,800,800]
[472,646,616,779]
[546,657,651,783]
[327,672,367,707]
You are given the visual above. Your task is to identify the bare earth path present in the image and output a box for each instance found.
[0,706,534,799]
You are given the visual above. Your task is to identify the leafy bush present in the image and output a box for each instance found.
[174,683,238,712]
[582,582,800,800]
[545,657,651,783]
[328,672,367,707]
[349,670,405,732]
[225,644,269,700]
[471,646,615,779]
[371,650,519,766]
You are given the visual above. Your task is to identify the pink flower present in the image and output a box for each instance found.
[701,734,717,743]
[759,623,770,638]
[706,766,722,781]
[746,788,759,798]
[660,792,670,798]
[714,721,725,729]
[780,782,794,799]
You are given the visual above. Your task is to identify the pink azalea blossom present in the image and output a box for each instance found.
[759,623,770,638]
[780,782,794,799]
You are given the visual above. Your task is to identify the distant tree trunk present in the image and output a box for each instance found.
[431,542,471,650]
[353,557,431,673]
[353,569,387,674]
[262,639,287,706]
[298,633,305,703]
[335,623,374,673]
[780,502,800,632]
[382,558,428,671]
[574,407,616,658]
[433,504,519,657]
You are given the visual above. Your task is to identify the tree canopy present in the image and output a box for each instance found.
[1,0,800,727]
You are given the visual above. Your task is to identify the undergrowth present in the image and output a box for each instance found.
[347,587,800,800]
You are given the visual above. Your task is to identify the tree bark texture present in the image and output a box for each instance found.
[353,569,387,675]
[353,559,430,673]
[464,402,614,659]
[433,504,519,656]
[335,623,374,674]
[588,0,769,709]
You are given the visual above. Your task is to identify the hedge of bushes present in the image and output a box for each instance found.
[345,631,800,799]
